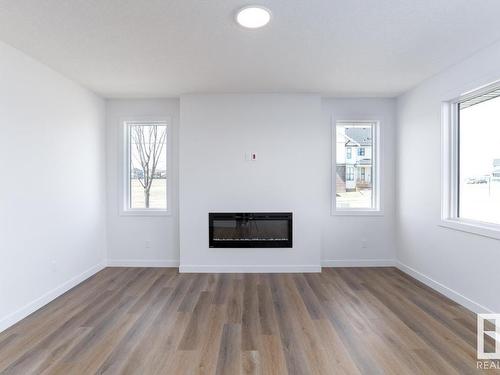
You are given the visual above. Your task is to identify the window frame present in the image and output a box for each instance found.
[331,119,382,216]
[120,118,171,216]
[441,82,500,239]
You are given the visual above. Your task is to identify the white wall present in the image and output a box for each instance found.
[322,98,397,266]
[179,94,327,272]
[0,42,107,331]
[105,99,180,266]
[397,40,500,313]
[105,95,397,271]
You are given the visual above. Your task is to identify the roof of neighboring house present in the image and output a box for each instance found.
[345,127,372,146]
[336,171,346,184]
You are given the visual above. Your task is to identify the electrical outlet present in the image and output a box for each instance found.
[145,240,151,248]
[361,239,368,248]
[50,260,57,272]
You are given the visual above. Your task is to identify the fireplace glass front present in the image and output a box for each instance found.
[209,212,292,248]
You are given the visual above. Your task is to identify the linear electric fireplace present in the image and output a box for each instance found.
[209,212,292,248]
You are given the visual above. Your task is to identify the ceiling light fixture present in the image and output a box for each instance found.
[236,6,271,29]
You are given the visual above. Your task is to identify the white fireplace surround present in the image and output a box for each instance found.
[179,94,326,273]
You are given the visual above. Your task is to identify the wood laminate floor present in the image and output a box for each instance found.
[0,267,494,374]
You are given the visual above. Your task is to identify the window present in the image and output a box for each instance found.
[346,166,355,181]
[333,121,380,213]
[443,83,500,236]
[346,147,352,159]
[123,120,168,214]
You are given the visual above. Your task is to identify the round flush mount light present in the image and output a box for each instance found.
[236,6,272,29]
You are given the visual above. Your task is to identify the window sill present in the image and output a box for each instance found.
[120,210,171,217]
[439,219,500,240]
[332,209,384,217]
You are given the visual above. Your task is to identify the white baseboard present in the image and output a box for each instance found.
[322,259,396,267]
[179,264,321,273]
[396,261,494,314]
[107,259,180,268]
[0,262,106,333]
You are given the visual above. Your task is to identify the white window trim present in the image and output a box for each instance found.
[119,117,171,217]
[331,118,382,216]
[440,81,500,240]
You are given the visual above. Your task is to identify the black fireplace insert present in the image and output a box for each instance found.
[209,212,292,248]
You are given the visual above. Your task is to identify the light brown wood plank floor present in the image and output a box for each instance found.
[0,267,493,374]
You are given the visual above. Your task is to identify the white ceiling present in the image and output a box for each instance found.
[1,0,500,98]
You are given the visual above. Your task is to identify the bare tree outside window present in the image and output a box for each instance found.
[128,122,167,209]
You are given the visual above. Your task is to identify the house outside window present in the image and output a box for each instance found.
[334,121,380,213]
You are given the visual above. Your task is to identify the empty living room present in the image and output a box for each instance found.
[1,1,500,374]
